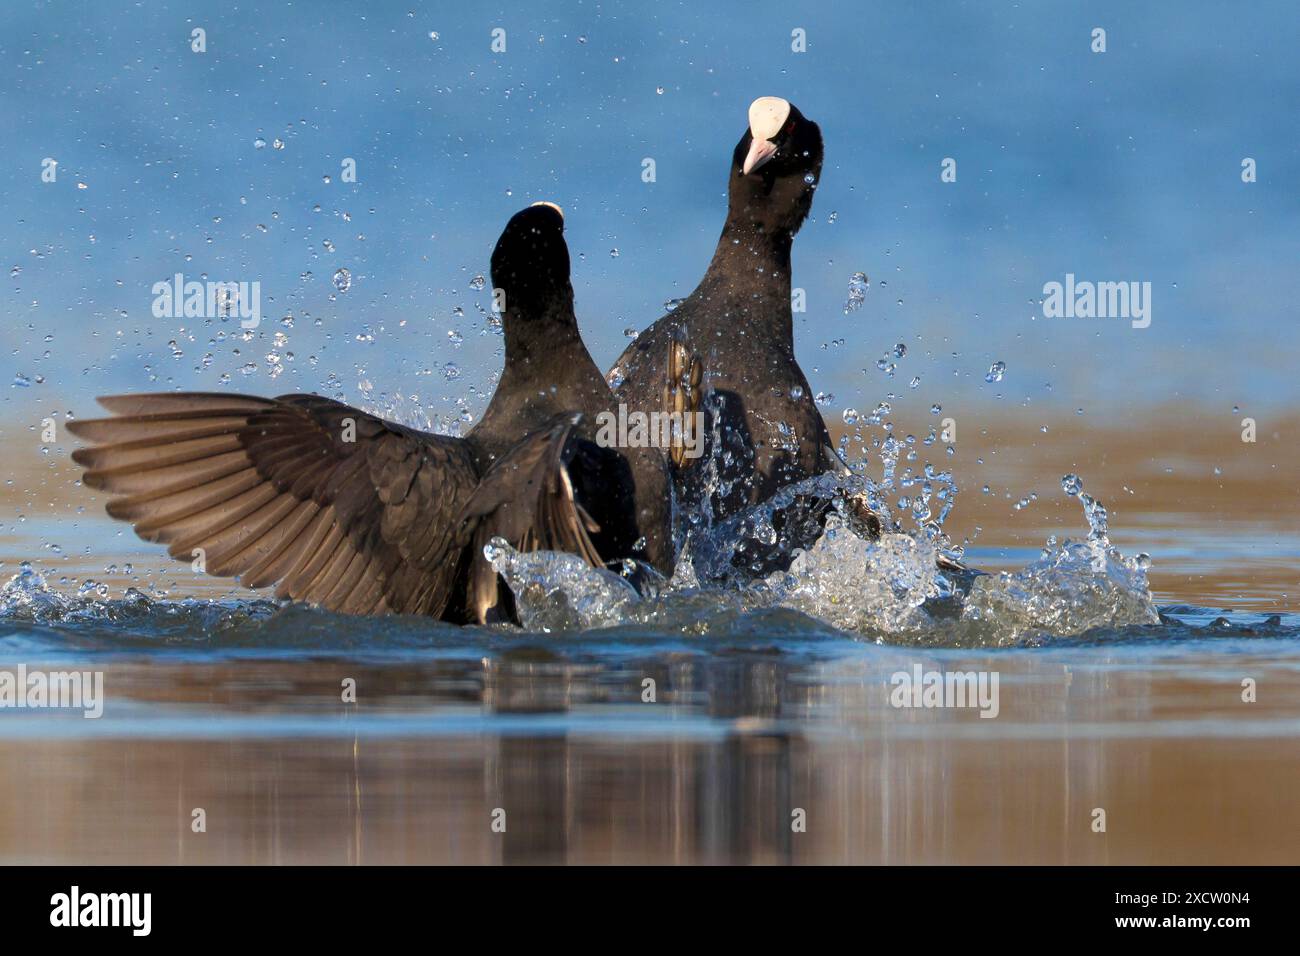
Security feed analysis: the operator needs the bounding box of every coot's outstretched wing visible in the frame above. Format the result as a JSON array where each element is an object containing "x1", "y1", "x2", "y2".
[
  {"x1": 456, "y1": 414, "x2": 603, "y2": 623},
  {"x1": 67, "y1": 392, "x2": 481, "y2": 617}
]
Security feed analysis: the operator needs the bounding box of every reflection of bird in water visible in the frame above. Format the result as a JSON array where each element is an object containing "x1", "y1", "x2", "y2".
[
  {"x1": 482, "y1": 648, "x2": 803, "y2": 864},
  {"x1": 483, "y1": 649, "x2": 576, "y2": 864}
]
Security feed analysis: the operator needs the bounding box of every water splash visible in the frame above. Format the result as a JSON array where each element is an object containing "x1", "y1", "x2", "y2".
[
  {"x1": 0, "y1": 563, "x2": 280, "y2": 636},
  {"x1": 758, "y1": 518, "x2": 942, "y2": 633},
  {"x1": 484, "y1": 468, "x2": 1159, "y2": 646},
  {"x1": 486, "y1": 539, "x2": 642, "y2": 631},
  {"x1": 0, "y1": 564, "x2": 77, "y2": 620}
]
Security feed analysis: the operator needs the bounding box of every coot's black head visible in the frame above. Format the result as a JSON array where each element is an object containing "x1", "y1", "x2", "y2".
[
  {"x1": 728, "y1": 97, "x2": 823, "y2": 236},
  {"x1": 490, "y1": 202, "x2": 573, "y2": 320}
]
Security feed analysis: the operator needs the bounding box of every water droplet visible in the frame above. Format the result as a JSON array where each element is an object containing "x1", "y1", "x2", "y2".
[
  {"x1": 1061, "y1": 474, "x2": 1083, "y2": 497},
  {"x1": 483, "y1": 536, "x2": 509, "y2": 565},
  {"x1": 985, "y1": 360, "x2": 1006, "y2": 383},
  {"x1": 843, "y1": 272, "x2": 869, "y2": 313},
  {"x1": 469, "y1": 274, "x2": 486, "y2": 291},
  {"x1": 332, "y1": 268, "x2": 352, "y2": 293},
  {"x1": 254, "y1": 137, "x2": 267, "y2": 149}
]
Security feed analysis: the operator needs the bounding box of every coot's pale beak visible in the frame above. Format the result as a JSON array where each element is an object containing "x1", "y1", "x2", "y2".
[{"x1": 742, "y1": 137, "x2": 778, "y2": 176}]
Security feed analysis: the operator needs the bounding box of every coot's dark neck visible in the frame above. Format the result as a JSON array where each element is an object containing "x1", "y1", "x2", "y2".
[
  {"x1": 699, "y1": 204, "x2": 798, "y2": 345},
  {"x1": 709, "y1": 218, "x2": 794, "y2": 270},
  {"x1": 500, "y1": 292, "x2": 586, "y2": 369},
  {"x1": 478, "y1": 295, "x2": 607, "y2": 451}
]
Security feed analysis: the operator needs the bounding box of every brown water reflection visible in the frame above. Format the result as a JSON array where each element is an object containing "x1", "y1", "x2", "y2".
[{"x1": 1, "y1": 647, "x2": 1296, "y2": 865}]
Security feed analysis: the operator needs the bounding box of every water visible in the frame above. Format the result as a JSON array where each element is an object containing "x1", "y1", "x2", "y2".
[
  {"x1": 1, "y1": 567, "x2": 1296, "y2": 864},
  {"x1": 2, "y1": 438, "x2": 1298, "y2": 863}
]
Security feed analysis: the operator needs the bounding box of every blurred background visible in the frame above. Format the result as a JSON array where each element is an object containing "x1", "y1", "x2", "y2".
[{"x1": 2, "y1": 0, "x2": 1298, "y2": 602}]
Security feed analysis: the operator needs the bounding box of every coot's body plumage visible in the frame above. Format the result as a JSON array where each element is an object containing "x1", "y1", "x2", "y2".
[{"x1": 68, "y1": 204, "x2": 673, "y2": 623}]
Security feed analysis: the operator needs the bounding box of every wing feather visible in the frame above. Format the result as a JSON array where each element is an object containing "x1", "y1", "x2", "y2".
[{"x1": 68, "y1": 392, "x2": 481, "y2": 618}]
